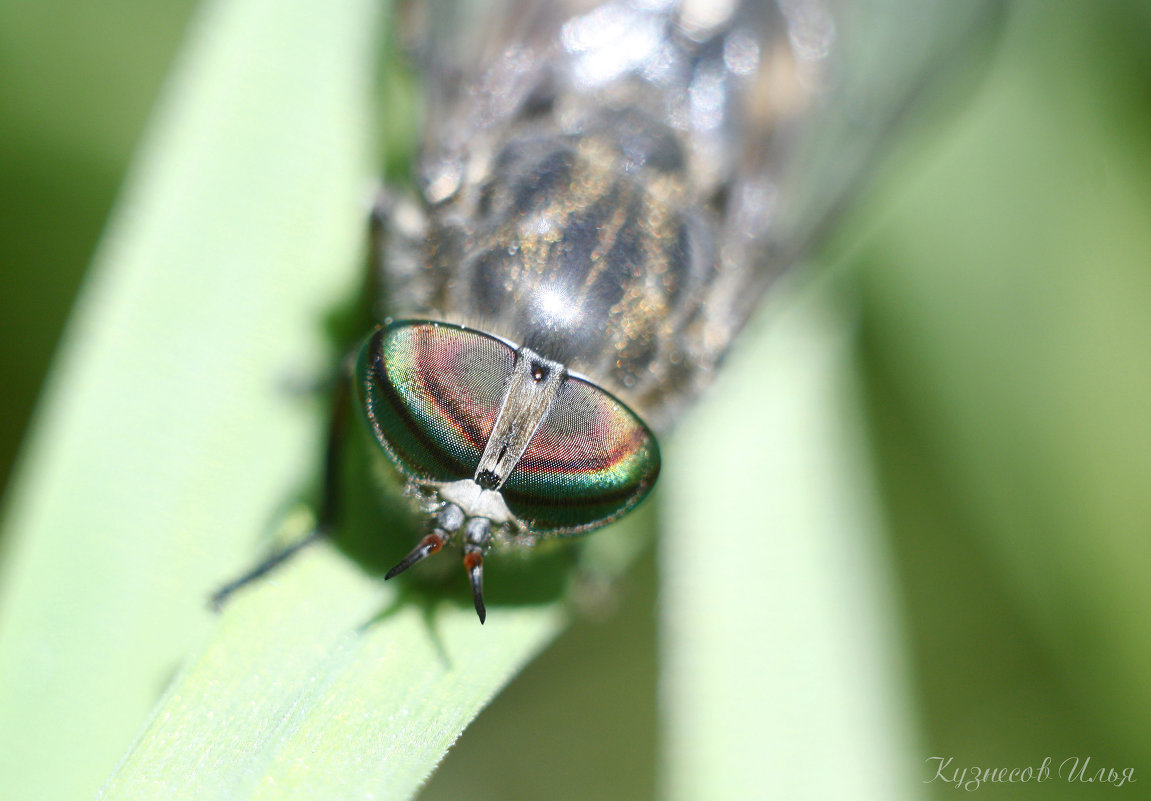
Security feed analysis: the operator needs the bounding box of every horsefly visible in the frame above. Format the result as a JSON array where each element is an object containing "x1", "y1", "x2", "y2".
[{"x1": 214, "y1": 0, "x2": 997, "y2": 622}]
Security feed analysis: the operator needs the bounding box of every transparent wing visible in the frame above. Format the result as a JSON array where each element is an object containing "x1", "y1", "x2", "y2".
[
  {"x1": 735, "y1": 0, "x2": 1004, "y2": 266},
  {"x1": 704, "y1": 0, "x2": 1004, "y2": 343}
]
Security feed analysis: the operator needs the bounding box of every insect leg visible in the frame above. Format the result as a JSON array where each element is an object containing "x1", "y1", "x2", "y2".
[
  {"x1": 209, "y1": 359, "x2": 352, "y2": 610},
  {"x1": 368, "y1": 185, "x2": 428, "y2": 323}
]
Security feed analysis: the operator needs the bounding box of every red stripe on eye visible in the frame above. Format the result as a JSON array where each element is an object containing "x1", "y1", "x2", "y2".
[
  {"x1": 505, "y1": 376, "x2": 659, "y2": 530},
  {"x1": 367, "y1": 322, "x2": 517, "y2": 483}
]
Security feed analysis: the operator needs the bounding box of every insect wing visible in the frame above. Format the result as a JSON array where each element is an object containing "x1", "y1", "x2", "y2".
[{"x1": 735, "y1": 0, "x2": 1004, "y2": 265}]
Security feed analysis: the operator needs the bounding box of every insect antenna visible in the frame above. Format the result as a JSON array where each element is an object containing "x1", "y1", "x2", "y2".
[
  {"x1": 463, "y1": 548, "x2": 486, "y2": 624},
  {"x1": 384, "y1": 531, "x2": 446, "y2": 579}
]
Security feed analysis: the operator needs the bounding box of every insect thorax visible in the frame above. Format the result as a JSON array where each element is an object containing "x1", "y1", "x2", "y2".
[
  {"x1": 388, "y1": 125, "x2": 714, "y2": 430},
  {"x1": 379, "y1": 2, "x2": 794, "y2": 430}
]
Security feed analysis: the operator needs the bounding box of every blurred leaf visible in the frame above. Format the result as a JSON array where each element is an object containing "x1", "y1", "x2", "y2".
[
  {"x1": 856, "y1": 0, "x2": 1151, "y2": 770},
  {"x1": 0, "y1": 0, "x2": 198, "y2": 491},
  {"x1": 660, "y1": 281, "x2": 924, "y2": 800},
  {"x1": 0, "y1": 0, "x2": 392, "y2": 796}
]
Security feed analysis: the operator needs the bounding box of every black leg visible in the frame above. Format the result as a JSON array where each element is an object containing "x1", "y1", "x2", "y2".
[
  {"x1": 209, "y1": 526, "x2": 328, "y2": 610},
  {"x1": 210, "y1": 362, "x2": 353, "y2": 610}
]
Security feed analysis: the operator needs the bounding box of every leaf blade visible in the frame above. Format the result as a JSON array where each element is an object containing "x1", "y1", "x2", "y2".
[
  {"x1": 660, "y1": 283, "x2": 924, "y2": 800},
  {"x1": 98, "y1": 546, "x2": 569, "y2": 801},
  {"x1": 0, "y1": 0, "x2": 383, "y2": 797}
]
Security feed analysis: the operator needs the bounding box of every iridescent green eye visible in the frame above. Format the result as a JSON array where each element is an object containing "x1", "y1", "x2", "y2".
[
  {"x1": 502, "y1": 376, "x2": 659, "y2": 533},
  {"x1": 356, "y1": 320, "x2": 660, "y2": 534},
  {"x1": 357, "y1": 321, "x2": 515, "y2": 483}
]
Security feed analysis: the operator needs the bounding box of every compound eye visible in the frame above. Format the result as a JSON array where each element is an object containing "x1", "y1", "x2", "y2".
[
  {"x1": 502, "y1": 376, "x2": 660, "y2": 534},
  {"x1": 356, "y1": 321, "x2": 515, "y2": 483}
]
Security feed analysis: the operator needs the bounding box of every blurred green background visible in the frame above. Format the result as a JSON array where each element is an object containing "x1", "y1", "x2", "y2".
[
  {"x1": 0, "y1": 0, "x2": 197, "y2": 491},
  {"x1": 1, "y1": 1, "x2": 1148, "y2": 799}
]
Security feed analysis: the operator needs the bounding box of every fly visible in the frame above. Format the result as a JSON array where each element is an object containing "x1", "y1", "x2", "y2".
[{"x1": 214, "y1": 0, "x2": 998, "y2": 622}]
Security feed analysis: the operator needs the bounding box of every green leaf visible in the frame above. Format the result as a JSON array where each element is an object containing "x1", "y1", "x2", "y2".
[
  {"x1": 97, "y1": 544, "x2": 568, "y2": 801},
  {"x1": 660, "y1": 282, "x2": 924, "y2": 800},
  {"x1": 855, "y1": 1, "x2": 1151, "y2": 764},
  {"x1": 0, "y1": 0, "x2": 377, "y2": 794}
]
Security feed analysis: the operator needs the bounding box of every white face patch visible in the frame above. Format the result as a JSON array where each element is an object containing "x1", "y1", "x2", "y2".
[{"x1": 438, "y1": 479, "x2": 514, "y2": 525}]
